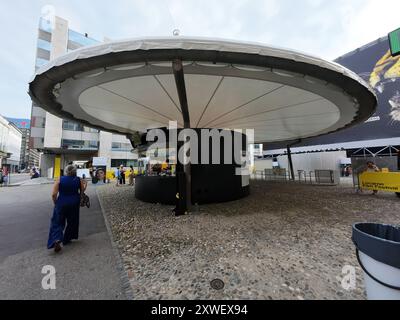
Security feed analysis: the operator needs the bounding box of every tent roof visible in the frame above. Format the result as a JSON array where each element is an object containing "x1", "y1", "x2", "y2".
[{"x1": 29, "y1": 37, "x2": 377, "y2": 143}]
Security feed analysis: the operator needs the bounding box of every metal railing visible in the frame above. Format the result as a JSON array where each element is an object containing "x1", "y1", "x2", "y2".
[{"x1": 252, "y1": 169, "x2": 339, "y2": 185}]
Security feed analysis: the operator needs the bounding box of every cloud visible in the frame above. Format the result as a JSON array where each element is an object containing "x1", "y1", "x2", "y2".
[{"x1": 339, "y1": 0, "x2": 400, "y2": 55}]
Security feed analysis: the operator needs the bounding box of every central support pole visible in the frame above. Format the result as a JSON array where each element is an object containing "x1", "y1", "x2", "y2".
[
  {"x1": 173, "y1": 59, "x2": 192, "y2": 214},
  {"x1": 287, "y1": 139, "x2": 302, "y2": 181},
  {"x1": 287, "y1": 145, "x2": 295, "y2": 181}
]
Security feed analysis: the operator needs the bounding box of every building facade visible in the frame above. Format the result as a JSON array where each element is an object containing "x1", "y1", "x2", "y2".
[
  {"x1": 5, "y1": 118, "x2": 40, "y2": 170},
  {"x1": 30, "y1": 16, "x2": 137, "y2": 178},
  {"x1": 0, "y1": 115, "x2": 23, "y2": 172}
]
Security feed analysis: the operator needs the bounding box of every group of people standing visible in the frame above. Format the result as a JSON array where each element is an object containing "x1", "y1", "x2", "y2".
[{"x1": 115, "y1": 165, "x2": 136, "y2": 186}]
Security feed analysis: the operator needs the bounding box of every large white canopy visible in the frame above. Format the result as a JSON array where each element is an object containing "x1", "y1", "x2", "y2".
[{"x1": 29, "y1": 37, "x2": 377, "y2": 143}]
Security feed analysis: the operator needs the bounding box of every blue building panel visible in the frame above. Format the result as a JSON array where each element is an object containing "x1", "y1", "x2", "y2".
[{"x1": 6, "y1": 118, "x2": 31, "y2": 129}]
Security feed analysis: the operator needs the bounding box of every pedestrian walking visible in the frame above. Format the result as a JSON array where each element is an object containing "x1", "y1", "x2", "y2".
[
  {"x1": 47, "y1": 165, "x2": 87, "y2": 253},
  {"x1": 119, "y1": 165, "x2": 126, "y2": 185}
]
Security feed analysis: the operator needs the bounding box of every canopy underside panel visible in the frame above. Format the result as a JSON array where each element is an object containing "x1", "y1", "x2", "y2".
[{"x1": 77, "y1": 74, "x2": 342, "y2": 142}]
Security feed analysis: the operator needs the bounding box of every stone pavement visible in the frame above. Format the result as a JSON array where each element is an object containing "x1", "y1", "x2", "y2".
[
  {"x1": 0, "y1": 183, "x2": 128, "y2": 300},
  {"x1": 97, "y1": 182, "x2": 400, "y2": 300}
]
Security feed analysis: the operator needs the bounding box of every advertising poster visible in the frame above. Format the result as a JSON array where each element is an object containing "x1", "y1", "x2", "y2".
[
  {"x1": 92, "y1": 157, "x2": 107, "y2": 184},
  {"x1": 266, "y1": 37, "x2": 400, "y2": 149}
]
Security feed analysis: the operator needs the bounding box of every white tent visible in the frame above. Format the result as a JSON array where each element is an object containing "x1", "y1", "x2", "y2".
[{"x1": 29, "y1": 37, "x2": 377, "y2": 143}]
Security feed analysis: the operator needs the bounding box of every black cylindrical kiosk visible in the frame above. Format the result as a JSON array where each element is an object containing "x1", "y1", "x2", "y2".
[{"x1": 135, "y1": 129, "x2": 250, "y2": 205}]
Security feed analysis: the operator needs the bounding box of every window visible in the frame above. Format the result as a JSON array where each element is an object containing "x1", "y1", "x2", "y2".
[
  {"x1": 37, "y1": 38, "x2": 51, "y2": 51},
  {"x1": 32, "y1": 116, "x2": 46, "y2": 128},
  {"x1": 88, "y1": 140, "x2": 98, "y2": 149},
  {"x1": 111, "y1": 159, "x2": 127, "y2": 167},
  {"x1": 39, "y1": 18, "x2": 53, "y2": 33},
  {"x1": 62, "y1": 139, "x2": 84, "y2": 147},
  {"x1": 63, "y1": 121, "x2": 99, "y2": 133},
  {"x1": 61, "y1": 139, "x2": 98, "y2": 150},
  {"x1": 84, "y1": 127, "x2": 99, "y2": 133},
  {"x1": 128, "y1": 160, "x2": 139, "y2": 167},
  {"x1": 38, "y1": 29, "x2": 52, "y2": 42},
  {"x1": 37, "y1": 48, "x2": 51, "y2": 61},
  {"x1": 111, "y1": 142, "x2": 132, "y2": 151},
  {"x1": 112, "y1": 142, "x2": 121, "y2": 149},
  {"x1": 63, "y1": 121, "x2": 84, "y2": 131},
  {"x1": 111, "y1": 159, "x2": 138, "y2": 167},
  {"x1": 36, "y1": 57, "x2": 49, "y2": 68}
]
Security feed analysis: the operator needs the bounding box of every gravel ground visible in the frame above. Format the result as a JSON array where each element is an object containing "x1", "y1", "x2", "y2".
[{"x1": 97, "y1": 181, "x2": 400, "y2": 300}]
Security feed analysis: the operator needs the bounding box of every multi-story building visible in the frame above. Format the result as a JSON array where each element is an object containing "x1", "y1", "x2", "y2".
[
  {"x1": 5, "y1": 118, "x2": 40, "y2": 170},
  {"x1": 0, "y1": 115, "x2": 23, "y2": 172},
  {"x1": 30, "y1": 16, "x2": 137, "y2": 178}
]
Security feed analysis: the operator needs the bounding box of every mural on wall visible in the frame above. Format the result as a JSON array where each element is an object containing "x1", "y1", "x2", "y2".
[
  {"x1": 369, "y1": 50, "x2": 400, "y2": 122},
  {"x1": 327, "y1": 37, "x2": 400, "y2": 141}
]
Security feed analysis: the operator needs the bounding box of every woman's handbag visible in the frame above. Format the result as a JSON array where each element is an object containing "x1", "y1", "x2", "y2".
[{"x1": 80, "y1": 193, "x2": 91, "y2": 208}]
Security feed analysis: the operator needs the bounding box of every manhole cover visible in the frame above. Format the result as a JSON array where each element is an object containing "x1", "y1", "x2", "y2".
[{"x1": 210, "y1": 279, "x2": 225, "y2": 291}]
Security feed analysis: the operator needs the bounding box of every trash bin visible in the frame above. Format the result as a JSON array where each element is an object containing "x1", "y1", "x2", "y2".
[{"x1": 352, "y1": 223, "x2": 400, "y2": 300}]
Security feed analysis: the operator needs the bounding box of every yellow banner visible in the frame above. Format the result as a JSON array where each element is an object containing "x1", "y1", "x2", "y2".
[
  {"x1": 54, "y1": 155, "x2": 61, "y2": 179},
  {"x1": 359, "y1": 172, "x2": 400, "y2": 192}
]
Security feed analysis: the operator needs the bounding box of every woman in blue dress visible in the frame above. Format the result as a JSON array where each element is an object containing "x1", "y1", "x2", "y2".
[{"x1": 47, "y1": 165, "x2": 87, "y2": 253}]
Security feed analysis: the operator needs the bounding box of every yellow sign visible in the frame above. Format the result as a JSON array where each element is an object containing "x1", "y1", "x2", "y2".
[
  {"x1": 359, "y1": 172, "x2": 400, "y2": 193},
  {"x1": 54, "y1": 155, "x2": 61, "y2": 179},
  {"x1": 106, "y1": 169, "x2": 141, "y2": 181}
]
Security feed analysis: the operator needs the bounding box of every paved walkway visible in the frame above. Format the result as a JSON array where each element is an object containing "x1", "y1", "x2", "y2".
[
  {"x1": 6, "y1": 173, "x2": 32, "y2": 185},
  {"x1": 0, "y1": 183, "x2": 127, "y2": 300}
]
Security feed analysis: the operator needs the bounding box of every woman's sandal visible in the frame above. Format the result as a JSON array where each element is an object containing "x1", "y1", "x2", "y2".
[{"x1": 54, "y1": 241, "x2": 62, "y2": 253}]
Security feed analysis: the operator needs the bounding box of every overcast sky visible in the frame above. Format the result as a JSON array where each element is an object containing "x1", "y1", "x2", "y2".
[{"x1": 1, "y1": 0, "x2": 400, "y2": 119}]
